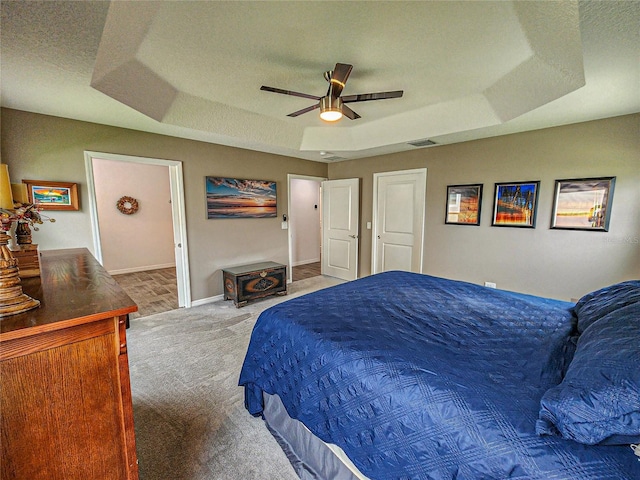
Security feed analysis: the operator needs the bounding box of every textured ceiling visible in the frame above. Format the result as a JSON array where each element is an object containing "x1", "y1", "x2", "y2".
[{"x1": 1, "y1": 1, "x2": 639, "y2": 163}]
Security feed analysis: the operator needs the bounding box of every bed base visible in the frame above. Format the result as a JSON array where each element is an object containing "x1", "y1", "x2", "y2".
[{"x1": 263, "y1": 392, "x2": 369, "y2": 480}]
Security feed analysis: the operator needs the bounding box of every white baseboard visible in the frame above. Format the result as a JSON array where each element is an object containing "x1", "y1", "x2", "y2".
[
  {"x1": 191, "y1": 294, "x2": 224, "y2": 307},
  {"x1": 292, "y1": 258, "x2": 321, "y2": 267},
  {"x1": 108, "y1": 263, "x2": 176, "y2": 275}
]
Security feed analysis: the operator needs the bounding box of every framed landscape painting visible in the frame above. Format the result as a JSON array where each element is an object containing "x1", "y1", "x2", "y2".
[
  {"x1": 492, "y1": 181, "x2": 539, "y2": 228},
  {"x1": 445, "y1": 184, "x2": 483, "y2": 225},
  {"x1": 206, "y1": 177, "x2": 277, "y2": 219},
  {"x1": 22, "y1": 180, "x2": 79, "y2": 211},
  {"x1": 551, "y1": 177, "x2": 615, "y2": 231}
]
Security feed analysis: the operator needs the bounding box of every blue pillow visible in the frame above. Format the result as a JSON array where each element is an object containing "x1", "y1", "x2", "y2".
[
  {"x1": 537, "y1": 295, "x2": 640, "y2": 445},
  {"x1": 573, "y1": 280, "x2": 640, "y2": 333}
]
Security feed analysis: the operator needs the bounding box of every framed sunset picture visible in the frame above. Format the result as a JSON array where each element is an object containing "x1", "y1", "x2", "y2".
[
  {"x1": 205, "y1": 177, "x2": 277, "y2": 219},
  {"x1": 551, "y1": 177, "x2": 615, "y2": 231},
  {"x1": 22, "y1": 180, "x2": 79, "y2": 211}
]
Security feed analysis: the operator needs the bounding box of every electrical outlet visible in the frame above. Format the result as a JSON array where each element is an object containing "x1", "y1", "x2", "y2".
[{"x1": 484, "y1": 282, "x2": 497, "y2": 289}]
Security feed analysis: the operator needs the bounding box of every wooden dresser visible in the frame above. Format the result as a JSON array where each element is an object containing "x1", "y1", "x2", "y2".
[{"x1": 0, "y1": 248, "x2": 139, "y2": 480}]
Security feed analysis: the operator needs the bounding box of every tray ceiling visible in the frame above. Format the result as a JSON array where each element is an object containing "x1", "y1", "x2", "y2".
[{"x1": 2, "y1": 1, "x2": 638, "y2": 162}]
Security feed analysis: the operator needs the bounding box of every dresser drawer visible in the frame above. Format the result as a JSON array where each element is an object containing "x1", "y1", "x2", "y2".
[{"x1": 223, "y1": 262, "x2": 287, "y2": 307}]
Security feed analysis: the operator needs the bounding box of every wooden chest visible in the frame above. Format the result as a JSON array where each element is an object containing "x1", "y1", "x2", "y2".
[{"x1": 223, "y1": 261, "x2": 287, "y2": 307}]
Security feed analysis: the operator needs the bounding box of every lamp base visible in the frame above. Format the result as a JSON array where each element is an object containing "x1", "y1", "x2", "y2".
[{"x1": 0, "y1": 231, "x2": 40, "y2": 318}]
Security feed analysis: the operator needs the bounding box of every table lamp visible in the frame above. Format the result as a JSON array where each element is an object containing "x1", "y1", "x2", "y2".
[{"x1": 0, "y1": 163, "x2": 40, "y2": 317}]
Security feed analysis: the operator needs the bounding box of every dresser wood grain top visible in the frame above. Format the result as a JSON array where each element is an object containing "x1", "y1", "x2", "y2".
[{"x1": 0, "y1": 248, "x2": 137, "y2": 340}]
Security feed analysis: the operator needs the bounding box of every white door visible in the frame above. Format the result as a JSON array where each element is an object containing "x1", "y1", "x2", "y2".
[
  {"x1": 322, "y1": 178, "x2": 359, "y2": 281},
  {"x1": 372, "y1": 168, "x2": 426, "y2": 274}
]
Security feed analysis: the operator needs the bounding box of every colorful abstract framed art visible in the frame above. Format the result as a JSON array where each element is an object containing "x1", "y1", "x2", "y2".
[
  {"x1": 445, "y1": 184, "x2": 483, "y2": 226},
  {"x1": 491, "y1": 181, "x2": 539, "y2": 228}
]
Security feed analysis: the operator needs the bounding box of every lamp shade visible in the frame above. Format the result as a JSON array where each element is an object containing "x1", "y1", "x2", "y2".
[
  {"x1": 0, "y1": 164, "x2": 14, "y2": 209},
  {"x1": 11, "y1": 183, "x2": 28, "y2": 204}
]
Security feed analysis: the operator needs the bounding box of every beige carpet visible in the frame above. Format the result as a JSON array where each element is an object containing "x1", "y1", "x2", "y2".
[{"x1": 127, "y1": 275, "x2": 343, "y2": 480}]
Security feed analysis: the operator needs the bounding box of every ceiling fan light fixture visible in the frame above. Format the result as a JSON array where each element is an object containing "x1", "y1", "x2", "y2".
[{"x1": 319, "y1": 96, "x2": 343, "y2": 122}]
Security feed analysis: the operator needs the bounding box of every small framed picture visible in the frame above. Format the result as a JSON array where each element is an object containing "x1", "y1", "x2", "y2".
[
  {"x1": 551, "y1": 177, "x2": 615, "y2": 231},
  {"x1": 445, "y1": 184, "x2": 483, "y2": 225},
  {"x1": 492, "y1": 181, "x2": 539, "y2": 228},
  {"x1": 22, "y1": 180, "x2": 79, "y2": 211}
]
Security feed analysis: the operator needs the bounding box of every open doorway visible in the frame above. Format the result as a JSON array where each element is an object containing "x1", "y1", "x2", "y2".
[
  {"x1": 287, "y1": 174, "x2": 325, "y2": 283},
  {"x1": 84, "y1": 151, "x2": 191, "y2": 316}
]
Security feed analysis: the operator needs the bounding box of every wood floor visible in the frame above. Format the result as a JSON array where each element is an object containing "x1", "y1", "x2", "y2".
[
  {"x1": 114, "y1": 261, "x2": 322, "y2": 319},
  {"x1": 292, "y1": 261, "x2": 321, "y2": 281},
  {"x1": 112, "y1": 267, "x2": 179, "y2": 319}
]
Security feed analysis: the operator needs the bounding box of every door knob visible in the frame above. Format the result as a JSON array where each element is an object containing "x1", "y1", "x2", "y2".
[{"x1": 349, "y1": 234, "x2": 358, "y2": 239}]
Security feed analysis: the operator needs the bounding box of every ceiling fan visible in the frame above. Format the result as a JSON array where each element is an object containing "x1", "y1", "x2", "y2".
[{"x1": 260, "y1": 63, "x2": 403, "y2": 122}]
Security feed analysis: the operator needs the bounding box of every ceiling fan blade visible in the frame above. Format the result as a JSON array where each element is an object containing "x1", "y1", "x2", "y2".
[
  {"x1": 261, "y1": 85, "x2": 321, "y2": 101},
  {"x1": 287, "y1": 103, "x2": 320, "y2": 117},
  {"x1": 342, "y1": 90, "x2": 404, "y2": 103},
  {"x1": 327, "y1": 63, "x2": 353, "y2": 98},
  {"x1": 342, "y1": 104, "x2": 361, "y2": 120}
]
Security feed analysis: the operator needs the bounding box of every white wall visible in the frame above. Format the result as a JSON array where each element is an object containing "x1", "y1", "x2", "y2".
[
  {"x1": 92, "y1": 158, "x2": 175, "y2": 273},
  {"x1": 290, "y1": 178, "x2": 321, "y2": 266}
]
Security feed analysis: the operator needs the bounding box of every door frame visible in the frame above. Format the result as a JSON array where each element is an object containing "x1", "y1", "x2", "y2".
[
  {"x1": 371, "y1": 168, "x2": 427, "y2": 275},
  {"x1": 287, "y1": 173, "x2": 327, "y2": 284},
  {"x1": 84, "y1": 151, "x2": 191, "y2": 308}
]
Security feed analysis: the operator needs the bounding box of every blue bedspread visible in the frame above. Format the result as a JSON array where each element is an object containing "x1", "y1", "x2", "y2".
[{"x1": 239, "y1": 272, "x2": 640, "y2": 479}]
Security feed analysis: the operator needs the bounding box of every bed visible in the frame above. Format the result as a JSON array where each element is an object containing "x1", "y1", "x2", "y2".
[{"x1": 239, "y1": 271, "x2": 640, "y2": 479}]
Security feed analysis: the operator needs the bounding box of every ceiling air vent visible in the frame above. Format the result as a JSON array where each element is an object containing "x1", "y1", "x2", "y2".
[
  {"x1": 407, "y1": 139, "x2": 437, "y2": 148},
  {"x1": 319, "y1": 151, "x2": 345, "y2": 162}
]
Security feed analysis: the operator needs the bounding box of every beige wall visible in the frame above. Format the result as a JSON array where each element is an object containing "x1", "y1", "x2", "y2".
[
  {"x1": 2, "y1": 108, "x2": 638, "y2": 302},
  {"x1": 1, "y1": 108, "x2": 327, "y2": 301},
  {"x1": 329, "y1": 114, "x2": 640, "y2": 301}
]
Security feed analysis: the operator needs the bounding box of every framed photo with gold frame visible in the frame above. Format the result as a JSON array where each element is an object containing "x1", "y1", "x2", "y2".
[{"x1": 22, "y1": 180, "x2": 79, "y2": 211}]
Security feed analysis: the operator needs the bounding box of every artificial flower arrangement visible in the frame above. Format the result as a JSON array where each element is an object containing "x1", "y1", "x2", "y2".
[{"x1": 0, "y1": 202, "x2": 55, "y2": 233}]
